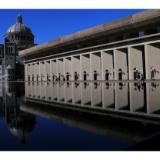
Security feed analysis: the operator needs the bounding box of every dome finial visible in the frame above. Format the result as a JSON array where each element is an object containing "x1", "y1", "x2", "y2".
[{"x1": 17, "y1": 15, "x2": 23, "y2": 24}]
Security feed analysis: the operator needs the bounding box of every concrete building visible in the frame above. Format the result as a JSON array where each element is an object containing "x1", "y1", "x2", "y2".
[
  {"x1": 20, "y1": 10, "x2": 160, "y2": 81},
  {"x1": 0, "y1": 15, "x2": 35, "y2": 81}
]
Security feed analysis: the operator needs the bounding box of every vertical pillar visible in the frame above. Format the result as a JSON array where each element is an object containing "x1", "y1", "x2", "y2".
[
  {"x1": 114, "y1": 48, "x2": 128, "y2": 80},
  {"x1": 64, "y1": 57, "x2": 72, "y2": 81},
  {"x1": 101, "y1": 50, "x2": 114, "y2": 80},
  {"x1": 102, "y1": 83, "x2": 115, "y2": 108},
  {"x1": 90, "y1": 52, "x2": 101, "y2": 80},
  {"x1": 81, "y1": 54, "x2": 90, "y2": 81},
  {"x1": 72, "y1": 55, "x2": 81, "y2": 81},
  {"x1": 128, "y1": 46, "x2": 144, "y2": 80},
  {"x1": 145, "y1": 43, "x2": 160, "y2": 80}
]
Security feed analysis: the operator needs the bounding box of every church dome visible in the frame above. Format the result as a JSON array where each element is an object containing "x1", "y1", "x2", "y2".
[
  {"x1": 6, "y1": 15, "x2": 33, "y2": 36},
  {"x1": 5, "y1": 15, "x2": 34, "y2": 50},
  {"x1": 7, "y1": 16, "x2": 32, "y2": 35}
]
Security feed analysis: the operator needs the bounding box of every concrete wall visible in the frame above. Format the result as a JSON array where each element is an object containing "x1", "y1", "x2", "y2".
[
  {"x1": 114, "y1": 48, "x2": 128, "y2": 80},
  {"x1": 128, "y1": 46, "x2": 144, "y2": 80},
  {"x1": 101, "y1": 50, "x2": 114, "y2": 80}
]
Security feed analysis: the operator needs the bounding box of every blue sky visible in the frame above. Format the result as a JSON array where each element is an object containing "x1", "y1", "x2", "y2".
[{"x1": 0, "y1": 9, "x2": 145, "y2": 44}]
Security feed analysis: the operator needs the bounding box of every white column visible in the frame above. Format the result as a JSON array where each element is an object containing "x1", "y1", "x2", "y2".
[
  {"x1": 115, "y1": 83, "x2": 129, "y2": 110},
  {"x1": 72, "y1": 55, "x2": 81, "y2": 81},
  {"x1": 101, "y1": 50, "x2": 114, "y2": 80},
  {"x1": 129, "y1": 83, "x2": 144, "y2": 112},
  {"x1": 146, "y1": 82, "x2": 160, "y2": 114},
  {"x1": 114, "y1": 48, "x2": 128, "y2": 80},
  {"x1": 90, "y1": 52, "x2": 101, "y2": 80},
  {"x1": 128, "y1": 46, "x2": 144, "y2": 80},
  {"x1": 64, "y1": 57, "x2": 72, "y2": 81},
  {"x1": 102, "y1": 83, "x2": 115, "y2": 108},
  {"x1": 81, "y1": 54, "x2": 90, "y2": 80},
  {"x1": 145, "y1": 43, "x2": 160, "y2": 80}
]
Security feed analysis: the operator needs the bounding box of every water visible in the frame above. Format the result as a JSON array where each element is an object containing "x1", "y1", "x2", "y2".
[{"x1": 1, "y1": 81, "x2": 160, "y2": 150}]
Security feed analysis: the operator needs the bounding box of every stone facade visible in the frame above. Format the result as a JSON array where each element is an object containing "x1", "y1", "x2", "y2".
[{"x1": 0, "y1": 15, "x2": 35, "y2": 81}]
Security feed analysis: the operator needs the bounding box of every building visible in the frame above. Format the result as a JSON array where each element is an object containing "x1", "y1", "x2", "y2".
[
  {"x1": 20, "y1": 10, "x2": 160, "y2": 81},
  {"x1": 0, "y1": 15, "x2": 35, "y2": 81}
]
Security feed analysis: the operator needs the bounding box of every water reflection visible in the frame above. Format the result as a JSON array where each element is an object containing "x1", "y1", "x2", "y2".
[
  {"x1": 0, "y1": 82, "x2": 36, "y2": 144},
  {"x1": 0, "y1": 81, "x2": 160, "y2": 150},
  {"x1": 25, "y1": 81, "x2": 160, "y2": 118}
]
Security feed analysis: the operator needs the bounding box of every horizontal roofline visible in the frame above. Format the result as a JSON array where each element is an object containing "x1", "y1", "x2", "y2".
[{"x1": 19, "y1": 9, "x2": 160, "y2": 57}]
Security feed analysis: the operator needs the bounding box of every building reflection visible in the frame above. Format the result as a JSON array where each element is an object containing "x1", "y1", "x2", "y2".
[
  {"x1": 0, "y1": 82, "x2": 36, "y2": 144},
  {"x1": 25, "y1": 81, "x2": 160, "y2": 118}
]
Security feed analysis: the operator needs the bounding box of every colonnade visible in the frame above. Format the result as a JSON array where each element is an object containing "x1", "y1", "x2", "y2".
[
  {"x1": 25, "y1": 81, "x2": 160, "y2": 116},
  {"x1": 25, "y1": 41, "x2": 160, "y2": 82}
]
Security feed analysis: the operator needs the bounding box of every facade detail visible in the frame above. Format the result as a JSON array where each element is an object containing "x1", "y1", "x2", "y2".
[
  {"x1": 0, "y1": 15, "x2": 35, "y2": 80},
  {"x1": 20, "y1": 10, "x2": 160, "y2": 81}
]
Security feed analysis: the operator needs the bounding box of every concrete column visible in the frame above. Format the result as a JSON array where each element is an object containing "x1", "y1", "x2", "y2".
[
  {"x1": 102, "y1": 83, "x2": 115, "y2": 108},
  {"x1": 25, "y1": 82, "x2": 30, "y2": 97},
  {"x1": 40, "y1": 61, "x2": 45, "y2": 81},
  {"x1": 52, "y1": 82, "x2": 58, "y2": 101},
  {"x1": 115, "y1": 82, "x2": 129, "y2": 110},
  {"x1": 34, "y1": 62, "x2": 38, "y2": 81},
  {"x1": 128, "y1": 46, "x2": 144, "y2": 80},
  {"x1": 72, "y1": 55, "x2": 81, "y2": 81},
  {"x1": 31, "y1": 63, "x2": 34, "y2": 81},
  {"x1": 81, "y1": 54, "x2": 90, "y2": 81},
  {"x1": 146, "y1": 82, "x2": 160, "y2": 114},
  {"x1": 46, "y1": 60, "x2": 51, "y2": 81},
  {"x1": 57, "y1": 58, "x2": 64, "y2": 81},
  {"x1": 81, "y1": 82, "x2": 91, "y2": 105},
  {"x1": 58, "y1": 82, "x2": 65, "y2": 102},
  {"x1": 101, "y1": 50, "x2": 114, "y2": 80},
  {"x1": 36, "y1": 62, "x2": 40, "y2": 81},
  {"x1": 145, "y1": 43, "x2": 160, "y2": 80},
  {"x1": 90, "y1": 52, "x2": 101, "y2": 80},
  {"x1": 129, "y1": 83, "x2": 145, "y2": 112},
  {"x1": 91, "y1": 83, "x2": 102, "y2": 107},
  {"x1": 72, "y1": 82, "x2": 81, "y2": 104},
  {"x1": 46, "y1": 82, "x2": 52, "y2": 101},
  {"x1": 64, "y1": 57, "x2": 72, "y2": 81},
  {"x1": 40, "y1": 82, "x2": 47, "y2": 99},
  {"x1": 51, "y1": 59, "x2": 58, "y2": 81},
  {"x1": 25, "y1": 63, "x2": 30, "y2": 81},
  {"x1": 65, "y1": 82, "x2": 72, "y2": 103},
  {"x1": 114, "y1": 48, "x2": 128, "y2": 80}
]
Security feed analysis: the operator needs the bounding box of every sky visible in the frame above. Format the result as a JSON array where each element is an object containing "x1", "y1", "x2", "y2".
[{"x1": 0, "y1": 9, "x2": 145, "y2": 45}]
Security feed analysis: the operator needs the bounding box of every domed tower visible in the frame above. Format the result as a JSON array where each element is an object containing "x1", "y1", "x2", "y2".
[
  {"x1": 4, "y1": 15, "x2": 34, "y2": 50},
  {"x1": 3, "y1": 15, "x2": 35, "y2": 81}
]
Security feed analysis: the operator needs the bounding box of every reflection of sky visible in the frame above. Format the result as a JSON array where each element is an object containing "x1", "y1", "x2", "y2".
[
  {"x1": 0, "y1": 116, "x2": 130, "y2": 150},
  {"x1": 0, "y1": 9, "x2": 145, "y2": 44}
]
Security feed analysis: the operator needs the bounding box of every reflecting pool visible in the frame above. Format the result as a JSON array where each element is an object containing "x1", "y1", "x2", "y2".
[{"x1": 1, "y1": 81, "x2": 160, "y2": 150}]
